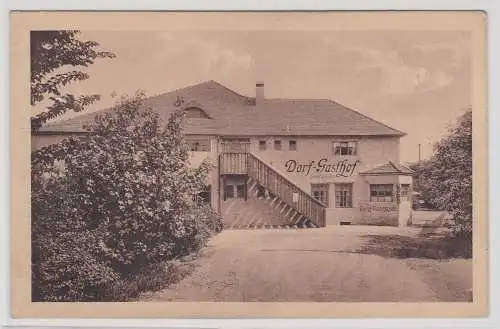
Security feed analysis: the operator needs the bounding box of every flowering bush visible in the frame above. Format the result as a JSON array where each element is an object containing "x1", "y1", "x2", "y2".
[{"x1": 31, "y1": 92, "x2": 219, "y2": 301}]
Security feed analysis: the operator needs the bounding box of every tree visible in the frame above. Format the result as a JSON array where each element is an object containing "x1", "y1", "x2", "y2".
[
  {"x1": 406, "y1": 161, "x2": 435, "y2": 209},
  {"x1": 417, "y1": 109, "x2": 472, "y2": 236},
  {"x1": 31, "y1": 93, "x2": 222, "y2": 300},
  {"x1": 30, "y1": 30, "x2": 115, "y2": 130}
]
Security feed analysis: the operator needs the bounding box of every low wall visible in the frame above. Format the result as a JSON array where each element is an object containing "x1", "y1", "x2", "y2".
[{"x1": 355, "y1": 201, "x2": 399, "y2": 226}]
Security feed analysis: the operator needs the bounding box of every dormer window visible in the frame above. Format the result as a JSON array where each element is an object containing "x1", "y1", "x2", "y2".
[
  {"x1": 333, "y1": 141, "x2": 357, "y2": 156},
  {"x1": 184, "y1": 107, "x2": 211, "y2": 119}
]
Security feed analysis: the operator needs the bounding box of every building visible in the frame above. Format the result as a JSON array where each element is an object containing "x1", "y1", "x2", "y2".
[{"x1": 32, "y1": 80, "x2": 414, "y2": 228}]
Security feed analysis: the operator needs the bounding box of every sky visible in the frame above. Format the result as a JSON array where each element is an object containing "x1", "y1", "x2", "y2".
[{"x1": 35, "y1": 30, "x2": 472, "y2": 162}]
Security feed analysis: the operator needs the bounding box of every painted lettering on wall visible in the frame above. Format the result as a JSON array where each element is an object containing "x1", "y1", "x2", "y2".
[
  {"x1": 359, "y1": 201, "x2": 399, "y2": 224},
  {"x1": 284, "y1": 159, "x2": 360, "y2": 177},
  {"x1": 359, "y1": 203, "x2": 398, "y2": 213}
]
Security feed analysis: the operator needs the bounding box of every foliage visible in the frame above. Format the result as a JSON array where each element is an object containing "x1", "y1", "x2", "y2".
[
  {"x1": 177, "y1": 204, "x2": 224, "y2": 256},
  {"x1": 31, "y1": 92, "x2": 220, "y2": 301},
  {"x1": 105, "y1": 261, "x2": 183, "y2": 302},
  {"x1": 412, "y1": 109, "x2": 472, "y2": 236},
  {"x1": 406, "y1": 162, "x2": 436, "y2": 210},
  {"x1": 31, "y1": 150, "x2": 120, "y2": 301},
  {"x1": 32, "y1": 230, "x2": 119, "y2": 301},
  {"x1": 31, "y1": 30, "x2": 115, "y2": 130},
  {"x1": 105, "y1": 205, "x2": 222, "y2": 302}
]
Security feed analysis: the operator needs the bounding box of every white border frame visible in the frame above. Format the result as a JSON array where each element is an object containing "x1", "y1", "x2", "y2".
[{"x1": 2, "y1": 1, "x2": 498, "y2": 328}]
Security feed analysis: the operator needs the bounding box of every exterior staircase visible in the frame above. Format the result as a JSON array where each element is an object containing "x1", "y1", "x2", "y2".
[
  {"x1": 219, "y1": 146, "x2": 326, "y2": 229},
  {"x1": 222, "y1": 177, "x2": 320, "y2": 229}
]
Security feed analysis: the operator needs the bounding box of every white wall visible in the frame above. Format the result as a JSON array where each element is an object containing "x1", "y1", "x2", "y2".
[
  {"x1": 33, "y1": 132, "x2": 410, "y2": 226},
  {"x1": 245, "y1": 135, "x2": 402, "y2": 225}
]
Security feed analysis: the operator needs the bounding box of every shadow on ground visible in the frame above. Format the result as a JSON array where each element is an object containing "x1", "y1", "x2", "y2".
[{"x1": 356, "y1": 231, "x2": 472, "y2": 259}]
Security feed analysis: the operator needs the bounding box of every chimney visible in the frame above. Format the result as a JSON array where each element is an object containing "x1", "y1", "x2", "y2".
[{"x1": 256, "y1": 81, "x2": 264, "y2": 105}]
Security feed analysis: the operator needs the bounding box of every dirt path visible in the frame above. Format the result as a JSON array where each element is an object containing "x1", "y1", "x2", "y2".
[{"x1": 142, "y1": 225, "x2": 472, "y2": 302}]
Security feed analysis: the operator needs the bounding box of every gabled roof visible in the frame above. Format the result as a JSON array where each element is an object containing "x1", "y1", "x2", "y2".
[
  {"x1": 36, "y1": 80, "x2": 406, "y2": 137},
  {"x1": 360, "y1": 161, "x2": 414, "y2": 176}
]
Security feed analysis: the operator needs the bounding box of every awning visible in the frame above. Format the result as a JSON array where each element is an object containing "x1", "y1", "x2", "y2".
[{"x1": 360, "y1": 161, "x2": 414, "y2": 176}]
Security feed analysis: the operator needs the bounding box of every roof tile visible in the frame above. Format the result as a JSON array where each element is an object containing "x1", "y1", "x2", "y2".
[
  {"x1": 360, "y1": 161, "x2": 414, "y2": 175},
  {"x1": 37, "y1": 80, "x2": 406, "y2": 137}
]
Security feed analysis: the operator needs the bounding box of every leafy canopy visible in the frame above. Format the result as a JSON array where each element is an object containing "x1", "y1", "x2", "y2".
[
  {"x1": 31, "y1": 93, "x2": 221, "y2": 301},
  {"x1": 413, "y1": 109, "x2": 472, "y2": 235},
  {"x1": 30, "y1": 30, "x2": 115, "y2": 130}
]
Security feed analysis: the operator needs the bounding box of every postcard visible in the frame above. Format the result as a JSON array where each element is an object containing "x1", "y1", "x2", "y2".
[{"x1": 10, "y1": 10, "x2": 488, "y2": 318}]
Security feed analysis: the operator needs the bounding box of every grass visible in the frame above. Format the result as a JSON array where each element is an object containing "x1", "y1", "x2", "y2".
[
  {"x1": 356, "y1": 231, "x2": 472, "y2": 259},
  {"x1": 105, "y1": 256, "x2": 198, "y2": 302},
  {"x1": 356, "y1": 212, "x2": 472, "y2": 260}
]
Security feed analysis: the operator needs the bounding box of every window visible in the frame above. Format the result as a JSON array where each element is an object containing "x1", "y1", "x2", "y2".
[
  {"x1": 335, "y1": 184, "x2": 353, "y2": 208},
  {"x1": 259, "y1": 140, "x2": 267, "y2": 151},
  {"x1": 400, "y1": 184, "x2": 410, "y2": 201},
  {"x1": 274, "y1": 140, "x2": 282, "y2": 150},
  {"x1": 370, "y1": 184, "x2": 394, "y2": 202},
  {"x1": 186, "y1": 137, "x2": 210, "y2": 151},
  {"x1": 236, "y1": 184, "x2": 246, "y2": 199},
  {"x1": 311, "y1": 184, "x2": 329, "y2": 206},
  {"x1": 223, "y1": 185, "x2": 234, "y2": 200},
  {"x1": 191, "y1": 142, "x2": 200, "y2": 151},
  {"x1": 184, "y1": 107, "x2": 210, "y2": 119},
  {"x1": 333, "y1": 141, "x2": 357, "y2": 156},
  {"x1": 289, "y1": 140, "x2": 297, "y2": 151}
]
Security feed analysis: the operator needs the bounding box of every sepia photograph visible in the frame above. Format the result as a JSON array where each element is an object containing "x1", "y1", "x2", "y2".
[{"x1": 10, "y1": 11, "x2": 488, "y2": 318}]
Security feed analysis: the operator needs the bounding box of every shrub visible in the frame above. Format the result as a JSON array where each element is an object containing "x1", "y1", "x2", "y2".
[
  {"x1": 32, "y1": 231, "x2": 119, "y2": 302},
  {"x1": 31, "y1": 147, "x2": 120, "y2": 301},
  {"x1": 105, "y1": 260, "x2": 194, "y2": 302},
  {"x1": 31, "y1": 92, "x2": 219, "y2": 301},
  {"x1": 177, "y1": 204, "x2": 224, "y2": 256}
]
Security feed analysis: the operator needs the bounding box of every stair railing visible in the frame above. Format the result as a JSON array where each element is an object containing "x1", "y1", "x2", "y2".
[{"x1": 246, "y1": 153, "x2": 326, "y2": 227}]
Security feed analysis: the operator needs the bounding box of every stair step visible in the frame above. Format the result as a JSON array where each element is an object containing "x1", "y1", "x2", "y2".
[
  {"x1": 223, "y1": 177, "x2": 320, "y2": 230},
  {"x1": 226, "y1": 221, "x2": 319, "y2": 230}
]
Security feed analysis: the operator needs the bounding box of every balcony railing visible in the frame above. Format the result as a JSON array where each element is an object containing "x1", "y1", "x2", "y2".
[
  {"x1": 220, "y1": 142, "x2": 251, "y2": 154},
  {"x1": 220, "y1": 142, "x2": 251, "y2": 174}
]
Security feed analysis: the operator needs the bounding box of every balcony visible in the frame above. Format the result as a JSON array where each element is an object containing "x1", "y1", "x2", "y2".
[{"x1": 220, "y1": 142, "x2": 251, "y2": 174}]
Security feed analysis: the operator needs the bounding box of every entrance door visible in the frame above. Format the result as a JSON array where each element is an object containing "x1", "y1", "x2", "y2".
[
  {"x1": 221, "y1": 177, "x2": 248, "y2": 228},
  {"x1": 223, "y1": 183, "x2": 247, "y2": 201}
]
